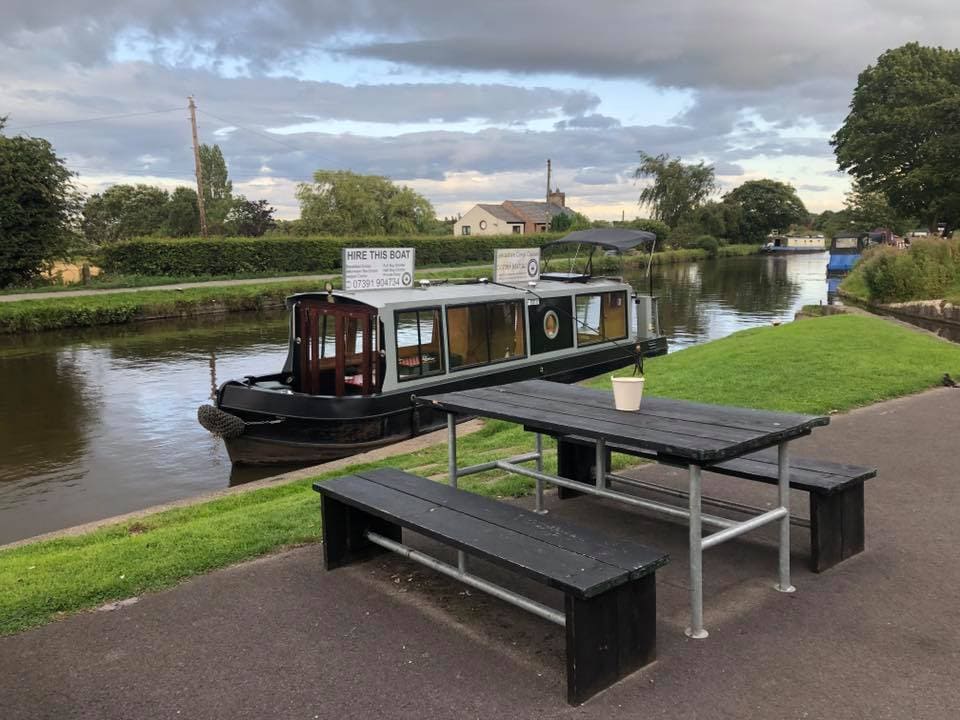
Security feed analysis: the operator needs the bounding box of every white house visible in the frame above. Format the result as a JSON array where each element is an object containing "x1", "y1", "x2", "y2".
[{"x1": 453, "y1": 204, "x2": 525, "y2": 237}]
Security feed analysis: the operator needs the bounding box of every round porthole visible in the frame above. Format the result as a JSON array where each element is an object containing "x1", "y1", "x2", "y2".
[
  {"x1": 479, "y1": 220, "x2": 487, "y2": 230},
  {"x1": 543, "y1": 309, "x2": 560, "y2": 340}
]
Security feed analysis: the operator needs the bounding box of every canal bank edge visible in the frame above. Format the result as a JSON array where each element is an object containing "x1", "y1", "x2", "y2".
[
  {"x1": 0, "y1": 245, "x2": 761, "y2": 334},
  {"x1": 0, "y1": 420, "x2": 485, "y2": 552}
]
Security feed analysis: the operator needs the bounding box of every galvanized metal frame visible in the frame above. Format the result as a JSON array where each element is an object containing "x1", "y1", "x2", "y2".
[
  {"x1": 365, "y1": 530, "x2": 565, "y2": 626},
  {"x1": 446, "y1": 412, "x2": 795, "y2": 640}
]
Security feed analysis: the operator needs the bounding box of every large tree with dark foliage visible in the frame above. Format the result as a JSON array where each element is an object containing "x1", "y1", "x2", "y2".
[
  {"x1": 723, "y1": 179, "x2": 808, "y2": 242},
  {"x1": 82, "y1": 184, "x2": 170, "y2": 244},
  {"x1": 226, "y1": 197, "x2": 276, "y2": 237},
  {"x1": 832, "y1": 43, "x2": 960, "y2": 233},
  {"x1": 0, "y1": 118, "x2": 81, "y2": 287}
]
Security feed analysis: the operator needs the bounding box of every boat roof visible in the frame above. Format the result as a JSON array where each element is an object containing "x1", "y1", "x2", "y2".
[
  {"x1": 286, "y1": 276, "x2": 630, "y2": 310},
  {"x1": 542, "y1": 228, "x2": 656, "y2": 254}
]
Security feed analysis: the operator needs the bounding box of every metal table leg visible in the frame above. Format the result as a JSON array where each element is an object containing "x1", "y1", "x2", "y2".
[
  {"x1": 447, "y1": 413, "x2": 467, "y2": 573},
  {"x1": 534, "y1": 432, "x2": 547, "y2": 514},
  {"x1": 595, "y1": 438, "x2": 607, "y2": 489},
  {"x1": 686, "y1": 463, "x2": 708, "y2": 639},
  {"x1": 776, "y1": 441, "x2": 796, "y2": 593}
]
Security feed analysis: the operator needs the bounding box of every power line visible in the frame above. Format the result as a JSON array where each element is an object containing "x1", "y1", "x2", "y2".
[
  {"x1": 5, "y1": 107, "x2": 185, "y2": 132},
  {"x1": 199, "y1": 109, "x2": 310, "y2": 154}
]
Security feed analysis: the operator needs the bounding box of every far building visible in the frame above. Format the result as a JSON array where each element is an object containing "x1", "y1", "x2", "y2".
[{"x1": 453, "y1": 160, "x2": 575, "y2": 236}]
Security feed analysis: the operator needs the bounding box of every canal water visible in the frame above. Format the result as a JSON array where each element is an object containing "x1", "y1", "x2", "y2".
[{"x1": 0, "y1": 252, "x2": 831, "y2": 544}]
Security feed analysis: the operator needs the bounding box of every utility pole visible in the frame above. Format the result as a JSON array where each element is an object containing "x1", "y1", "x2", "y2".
[{"x1": 188, "y1": 96, "x2": 208, "y2": 238}]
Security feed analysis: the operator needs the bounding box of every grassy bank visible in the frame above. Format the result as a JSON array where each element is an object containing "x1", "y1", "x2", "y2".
[
  {"x1": 841, "y1": 264, "x2": 960, "y2": 306},
  {"x1": 0, "y1": 281, "x2": 320, "y2": 334},
  {"x1": 2, "y1": 313, "x2": 959, "y2": 635},
  {"x1": 625, "y1": 243, "x2": 760, "y2": 267}
]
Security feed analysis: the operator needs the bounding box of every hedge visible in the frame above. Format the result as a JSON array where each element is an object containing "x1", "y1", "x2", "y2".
[
  {"x1": 97, "y1": 234, "x2": 564, "y2": 277},
  {"x1": 859, "y1": 238, "x2": 960, "y2": 302}
]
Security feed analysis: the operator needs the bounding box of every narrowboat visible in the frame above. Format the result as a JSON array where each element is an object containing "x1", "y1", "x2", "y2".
[
  {"x1": 762, "y1": 235, "x2": 828, "y2": 253},
  {"x1": 198, "y1": 230, "x2": 668, "y2": 465},
  {"x1": 826, "y1": 233, "x2": 866, "y2": 278}
]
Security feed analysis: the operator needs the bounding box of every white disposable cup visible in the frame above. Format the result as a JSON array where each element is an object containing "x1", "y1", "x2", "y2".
[{"x1": 612, "y1": 376, "x2": 645, "y2": 411}]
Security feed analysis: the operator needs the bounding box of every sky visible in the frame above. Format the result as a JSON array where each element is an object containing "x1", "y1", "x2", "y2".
[{"x1": 2, "y1": 1, "x2": 958, "y2": 221}]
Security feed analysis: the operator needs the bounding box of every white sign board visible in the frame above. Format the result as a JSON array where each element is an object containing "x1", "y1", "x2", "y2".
[
  {"x1": 494, "y1": 248, "x2": 541, "y2": 284},
  {"x1": 342, "y1": 247, "x2": 415, "y2": 291}
]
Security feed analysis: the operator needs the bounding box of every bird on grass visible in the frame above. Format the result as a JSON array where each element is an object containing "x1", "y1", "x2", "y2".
[{"x1": 943, "y1": 373, "x2": 958, "y2": 388}]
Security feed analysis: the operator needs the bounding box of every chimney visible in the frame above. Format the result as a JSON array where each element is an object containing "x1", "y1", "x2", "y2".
[{"x1": 546, "y1": 158, "x2": 565, "y2": 207}]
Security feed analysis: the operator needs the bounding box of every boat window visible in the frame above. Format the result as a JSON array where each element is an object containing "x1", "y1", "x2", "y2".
[
  {"x1": 395, "y1": 308, "x2": 445, "y2": 380},
  {"x1": 296, "y1": 302, "x2": 378, "y2": 396},
  {"x1": 834, "y1": 237, "x2": 859, "y2": 250},
  {"x1": 447, "y1": 300, "x2": 526, "y2": 370},
  {"x1": 575, "y1": 291, "x2": 628, "y2": 346}
]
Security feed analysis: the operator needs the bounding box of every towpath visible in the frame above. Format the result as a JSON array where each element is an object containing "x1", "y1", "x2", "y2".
[
  {"x1": 2, "y1": 388, "x2": 958, "y2": 719},
  {"x1": 0, "y1": 265, "x2": 490, "y2": 302}
]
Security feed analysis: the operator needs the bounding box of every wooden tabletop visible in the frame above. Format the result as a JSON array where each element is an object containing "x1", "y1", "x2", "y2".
[{"x1": 421, "y1": 379, "x2": 829, "y2": 463}]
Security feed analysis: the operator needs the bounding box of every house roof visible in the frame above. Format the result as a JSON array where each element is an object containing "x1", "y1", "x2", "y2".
[
  {"x1": 503, "y1": 200, "x2": 573, "y2": 224},
  {"x1": 476, "y1": 204, "x2": 524, "y2": 223}
]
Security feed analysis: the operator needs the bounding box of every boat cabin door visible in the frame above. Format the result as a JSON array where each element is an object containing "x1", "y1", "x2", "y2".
[{"x1": 294, "y1": 300, "x2": 380, "y2": 396}]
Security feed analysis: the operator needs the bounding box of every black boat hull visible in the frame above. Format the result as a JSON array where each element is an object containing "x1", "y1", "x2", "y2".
[{"x1": 217, "y1": 336, "x2": 668, "y2": 465}]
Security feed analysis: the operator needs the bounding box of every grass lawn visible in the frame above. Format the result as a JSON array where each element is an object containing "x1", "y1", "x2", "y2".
[{"x1": 3, "y1": 313, "x2": 959, "y2": 635}]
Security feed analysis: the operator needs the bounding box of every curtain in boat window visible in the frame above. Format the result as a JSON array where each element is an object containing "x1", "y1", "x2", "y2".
[
  {"x1": 575, "y1": 291, "x2": 627, "y2": 346},
  {"x1": 447, "y1": 300, "x2": 526, "y2": 369}
]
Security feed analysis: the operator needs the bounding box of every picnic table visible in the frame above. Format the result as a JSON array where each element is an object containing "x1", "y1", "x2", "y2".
[{"x1": 421, "y1": 379, "x2": 830, "y2": 638}]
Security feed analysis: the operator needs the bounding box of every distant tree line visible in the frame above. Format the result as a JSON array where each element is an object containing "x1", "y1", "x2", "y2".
[
  {"x1": 633, "y1": 151, "x2": 809, "y2": 251},
  {"x1": 81, "y1": 144, "x2": 277, "y2": 244}
]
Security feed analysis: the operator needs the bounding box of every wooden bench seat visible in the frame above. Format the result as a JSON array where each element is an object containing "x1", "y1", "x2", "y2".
[
  {"x1": 556, "y1": 436, "x2": 876, "y2": 573},
  {"x1": 313, "y1": 468, "x2": 669, "y2": 705}
]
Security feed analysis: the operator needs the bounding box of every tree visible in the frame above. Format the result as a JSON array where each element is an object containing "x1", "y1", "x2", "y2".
[
  {"x1": 549, "y1": 211, "x2": 591, "y2": 232},
  {"x1": 199, "y1": 144, "x2": 232, "y2": 203},
  {"x1": 0, "y1": 118, "x2": 81, "y2": 287},
  {"x1": 832, "y1": 43, "x2": 960, "y2": 233},
  {"x1": 225, "y1": 197, "x2": 276, "y2": 237},
  {"x1": 296, "y1": 170, "x2": 437, "y2": 235},
  {"x1": 81, "y1": 184, "x2": 170, "y2": 244},
  {"x1": 635, "y1": 152, "x2": 717, "y2": 229},
  {"x1": 691, "y1": 201, "x2": 743, "y2": 240},
  {"x1": 164, "y1": 187, "x2": 200, "y2": 237},
  {"x1": 722, "y1": 179, "x2": 807, "y2": 242},
  {"x1": 844, "y1": 180, "x2": 912, "y2": 236}
]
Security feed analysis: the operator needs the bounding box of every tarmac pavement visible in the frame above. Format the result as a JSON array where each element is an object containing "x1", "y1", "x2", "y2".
[{"x1": 2, "y1": 388, "x2": 958, "y2": 719}]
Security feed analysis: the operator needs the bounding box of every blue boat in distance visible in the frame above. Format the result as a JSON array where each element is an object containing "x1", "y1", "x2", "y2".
[{"x1": 826, "y1": 233, "x2": 864, "y2": 276}]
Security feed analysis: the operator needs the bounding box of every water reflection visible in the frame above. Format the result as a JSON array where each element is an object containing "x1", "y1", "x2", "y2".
[
  {"x1": 0, "y1": 312, "x2": 290, "y2": 544},
  {"x1": 629, "y1": 253, "x2": 828, "y2": 350},
  {"x1": 0, "y1": 254, "x2": 832, "y2": 544}
]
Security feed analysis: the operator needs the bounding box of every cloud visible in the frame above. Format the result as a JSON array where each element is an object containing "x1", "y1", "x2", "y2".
[
  {"x1": 9, "y1": 1, "x2": 951, "y2": 217},
  {"x1": 2, "y1": 60, "x2": 600, "y2": 130},
  {"x1": 555, "y1": 114, "x2": 621, "y2": 130},
  {"x1": 5, "y1": 2, "x2": 960, "y2": 91}
]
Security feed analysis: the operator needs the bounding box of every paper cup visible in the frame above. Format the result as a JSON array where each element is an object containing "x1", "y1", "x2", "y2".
[{"x1": 612, "y1": 376, "x2": 645, "y2": 411}]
